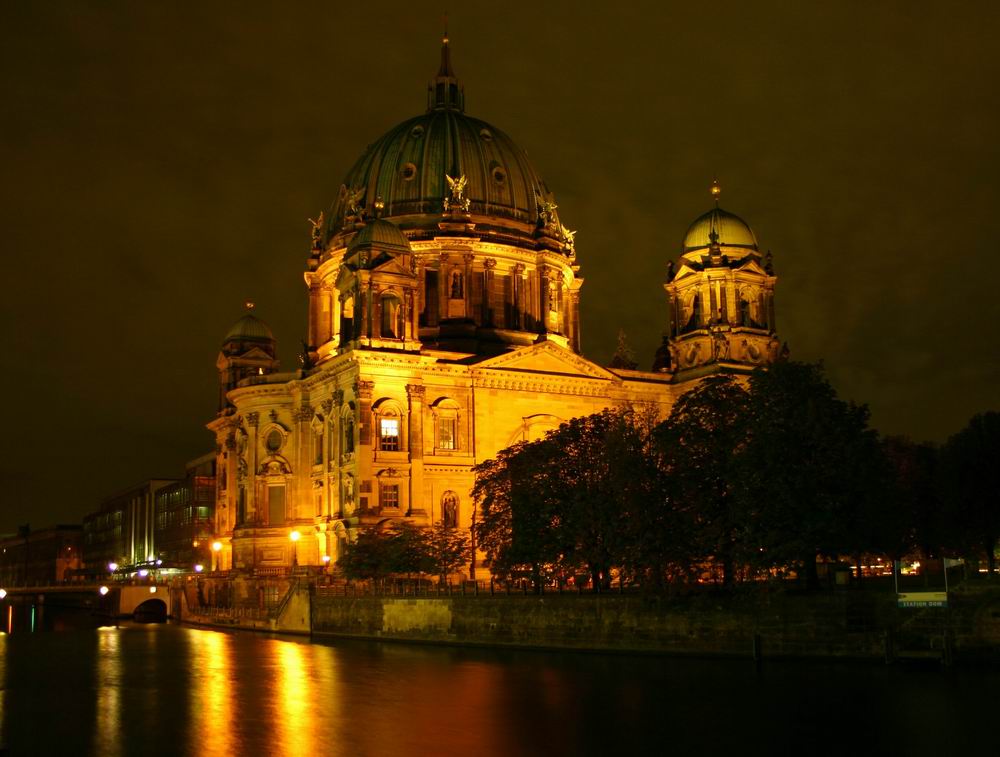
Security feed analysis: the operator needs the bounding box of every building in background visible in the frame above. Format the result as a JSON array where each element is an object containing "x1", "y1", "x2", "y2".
[
  {"x1": 83, "y1": 479, "x2": 176, "y2": 573},
  {"x1": 0, "y1": 525, "x2": 83, "y2": 586},
  {"x1": 153, "y1": 453, "x2": 216, "y2": 570},
  {"x1": 206, "y1": 40, "x2": 783, "y2": 572}
]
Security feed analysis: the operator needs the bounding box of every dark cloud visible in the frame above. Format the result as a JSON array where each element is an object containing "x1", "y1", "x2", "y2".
[{"x1": 2, "y1": 1, "x2": 998, "y2": 531}]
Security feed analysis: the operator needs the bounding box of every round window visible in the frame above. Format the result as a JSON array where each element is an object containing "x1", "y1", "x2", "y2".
[
  {"x1": 410, "y1": 125, "x2": 425, "y2": 139},
  {"x1": 265, "y1": 429, "x2": 282, "y2": 452},
  {"x1": 400, "y1": 162, "x2": 417, "y2": 181},
  {"x1": 479, "y1": 128, "x2": 493, "y2": 142},
  {"x1": 492, "y1": 166, "x2": 507, "y2": 185}
]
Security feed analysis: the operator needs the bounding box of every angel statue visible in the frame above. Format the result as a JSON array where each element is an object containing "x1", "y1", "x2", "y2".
[
  {"x1": 307, "y1": 211, "x2": 324, "y2": 249},
  {"x1": 444, "y1": 174, "x2": 470, "y2": 212},
  {"x1": 344, "y1": 186, "x2": 366, "y2": 221},
  {"x1": 559, "y1": 223, "x2": 577, "y2": 253}
]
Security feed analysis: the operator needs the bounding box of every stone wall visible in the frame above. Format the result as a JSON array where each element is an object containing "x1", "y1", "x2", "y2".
[{"x1": 312, "y1": 588, "x2": 1000, "y2": 661}]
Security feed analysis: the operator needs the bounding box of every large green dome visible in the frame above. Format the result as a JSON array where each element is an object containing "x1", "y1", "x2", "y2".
[{"x1": 325, "y1": 41, "x2": 560, "y2": 250}]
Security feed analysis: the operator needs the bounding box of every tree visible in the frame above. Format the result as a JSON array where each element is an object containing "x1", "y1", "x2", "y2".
[
  {"x1": 473, "y1": 406, "x2": 669, "y2": 591},
  {"x1": 739, "y1": 361, "x2": 877, "y2": 588},
  {"x1": 939, "y1": 412, "x2": 1000, "y2": 574},
  {"x1": 425, "y1": 524, "x2": 469, "y2": 581},
  {"x1": 655, "y1": 375, "x2": 751, "y2": 587},
  {"x1": 472, "y1": 440, "x2": 565, "y2": 590}
]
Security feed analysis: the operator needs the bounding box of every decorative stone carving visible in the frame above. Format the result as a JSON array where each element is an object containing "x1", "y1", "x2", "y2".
[
  {"x1": 332, "y1": 389, "x2": 344, "y2": 406},
  {"x1": 354, "y1": 380, "x2": 374, "y2": 400},
  {"x1": 308, "y1": 211, "x2": 324, "y2": 251},
  {"x1": 246, "y1": 412, "x2": 259, "y2": 428},
  {"x1": 406, "y1": 384, "x2": 426, "y2": 399},
  {"x1": 268, "y1": 410, "x2": 278, "y2": 423},
  {"x1": 320, "y1": 399, "x2": 334, "y2": 416},
  {"x1": 444, "y1": 174, "x2": 470, "y2": 212},
  {"x1": 344, "y1": 185, "x2": 366, "y2": 223}
]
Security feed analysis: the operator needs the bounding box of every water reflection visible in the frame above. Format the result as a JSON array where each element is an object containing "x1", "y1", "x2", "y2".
[
  {"x1": 95, "y1": 627, "x2": 122, "y2": 757},
  {"x1": 187, "y1": 628, "x2": 233, "y2": 757},
  {"x1": 0, "y1": 625, "x2": 997, "y2": 756},
  {"x1": 273, "y1": 639, "x2": 313, "y2": 756}
]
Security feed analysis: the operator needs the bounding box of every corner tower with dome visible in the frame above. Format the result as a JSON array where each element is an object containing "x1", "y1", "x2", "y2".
[{"x1": 205, "y1": 42, "x2": 783, "y2": 574}]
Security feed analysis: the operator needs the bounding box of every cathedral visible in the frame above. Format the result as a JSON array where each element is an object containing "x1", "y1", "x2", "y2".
[{"x1": 206, "y1": 39, "x2": 782, "y2": 572}]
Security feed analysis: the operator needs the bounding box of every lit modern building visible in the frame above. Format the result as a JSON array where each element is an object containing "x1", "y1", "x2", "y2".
[{"x1": 207, "y1": 39, "x2": 783, "y2": 572}]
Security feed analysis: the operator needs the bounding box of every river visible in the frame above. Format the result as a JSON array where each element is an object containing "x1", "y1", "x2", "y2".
[{"x1": 0, "y1": 619, "x2": 996, "y2": 755}]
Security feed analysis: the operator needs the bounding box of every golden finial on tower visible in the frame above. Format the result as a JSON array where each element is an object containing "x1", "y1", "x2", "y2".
[
  {"x1": 710, "y1": 177, "x2": 721, "y2": 204},
  {"x1": 245, "y1": 300, "x2": 255, "y2": 311}
]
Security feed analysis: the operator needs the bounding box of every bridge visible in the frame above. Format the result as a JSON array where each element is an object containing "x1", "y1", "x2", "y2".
[{"x1": 0, "y1": 583, "x2": 174, "y2": 623}]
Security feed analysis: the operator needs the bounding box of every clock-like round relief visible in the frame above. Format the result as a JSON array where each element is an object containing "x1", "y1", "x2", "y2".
[{"x1": 265, "y1": 429, "x2": 283, "y2": 452}]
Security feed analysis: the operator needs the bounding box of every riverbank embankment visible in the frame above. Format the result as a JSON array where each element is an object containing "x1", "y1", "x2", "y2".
[{"x1": 176, "y1": 576, "x2": 1000, "y2": 662}]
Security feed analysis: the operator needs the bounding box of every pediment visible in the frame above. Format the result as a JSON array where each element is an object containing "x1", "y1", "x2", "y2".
[
  {"x1": 474, "y1": 341, "x2": 617, "y2": 380},
  {"x1": 673, "y1": 263, "x2": 699, "y2": 280},
  {"x1": 735, "y1": 259, "x2": 769, "y2": 276},
  {"x1": 370, "y1": 255, "x2": 416, "y2": 278},
  {"x1": 239, "y1": 346, "x2": 274, "y2": 361}
]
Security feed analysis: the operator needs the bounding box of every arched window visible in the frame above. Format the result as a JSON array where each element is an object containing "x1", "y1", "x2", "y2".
[
  {"x1": 442, "y1": 492, "x2": 459, "y2": 528},
  {"x1": 380, "y1": 294, "x2": 402, "y2": 339},
  {"x1": 431, "y1": 397, "x2": 460, "y2": 452},
  {"x1": 340, "y1": 295, "x2": 354, "y2": 344}
]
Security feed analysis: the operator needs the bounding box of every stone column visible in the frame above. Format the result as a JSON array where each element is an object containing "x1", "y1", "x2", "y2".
[
  {"x1": 355, "y1": 380, "x2": 374, "y2": 514},
  {"x1": 438, "y1": 252, "x2": 449, "y2": 322},
  {"x1": 293, "y1": 403, "x2": 313, "y2": 522},
  {"x1": 482, "y1": 258, "x2": 496, "y2": 326},
  {"x1": 245, "y1": 412, "x2": 259, "y2": 523},
  {"x1": 406, "y1": 384, "x2": 425, "y2": 516},
  {"x1": 569, "y1": 289, "x2": 581, "y2": 352},
  {"x1": 464, "y1": 252, "x2": 474, "y2": 321},
  {"x1": 320, "y1": 398, "x2": 334, "y2": 519},
  {"x1": 538, "y1": 266, "x2": 551, "y2": 334}
]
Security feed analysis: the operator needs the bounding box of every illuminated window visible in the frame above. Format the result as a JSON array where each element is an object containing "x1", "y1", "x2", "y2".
[
  {"x1": 438, "y1": 416, "x2": 456, "y2": 450},
  {"x1": 379, "y1": 418, "x2": 400, "y2": 451},
  {"x1": 314, "y1": 429, "x2": 323, "y2": 465},
  {"x1": 381, "y1": 483, "x2": 400, "y2": 510}
]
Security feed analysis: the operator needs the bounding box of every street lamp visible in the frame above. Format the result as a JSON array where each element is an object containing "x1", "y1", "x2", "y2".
[
  {"x1": 108, "y1": 562, "x2": 118, "y2": 573},
  {"x1": 289, "y1": 530, "x2": 301, "y2": 569},
  {"x1": 211, "y1": 540, "x2": 223, "y2": 572},
  {"x1": 99, "y1": 586, "x2": 109, "y2": 596},
  {"x1": 0, "y1": 589, "x2": 7, "y2": 600}
]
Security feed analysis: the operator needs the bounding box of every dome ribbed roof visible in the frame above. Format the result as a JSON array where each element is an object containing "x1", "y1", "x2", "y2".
[
  {"x1": 325, "y1": 41, "x2": 558, "y2": 249},
  {"x1": 347, "y1": 218, "x2": 411, "y2": 254},
  {"x1": 682, "y1": 207, "x2": 758, "y2": 253},
  {"x1": 224, "y1": 313, "x2": 274, "y2": 343}
]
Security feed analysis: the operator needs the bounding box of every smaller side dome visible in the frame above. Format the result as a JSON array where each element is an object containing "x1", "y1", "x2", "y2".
[
  {"x1": 682, "y1": 207, "x2": 758, "y2": 253},
  {"x1": 347, "y1": 218, "x2": 411, "y2": 254},
  {"x1": 223, "y1": 302, "x2": 274, "y2": 344}
]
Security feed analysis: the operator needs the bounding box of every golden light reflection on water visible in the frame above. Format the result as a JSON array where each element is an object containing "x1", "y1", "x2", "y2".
[
  {"x1": 187, "y1": 628, "x2": 234, "y2": 757},
  {"x1": 95, "y1": 628, "x2": 122, "y2": 757},
  {"x1": 272, "y1": 639, "x2": 314, "y2": 756},
  {"x1": 0, "y1": 633, "x2": 6, "y2": 747}
]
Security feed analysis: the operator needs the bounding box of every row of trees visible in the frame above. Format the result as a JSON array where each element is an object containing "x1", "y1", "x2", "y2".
[
  {"x1": 471, "y1": 361, "x2": 1000, "y2": 591},
  {"x1": 339, "y1": 523, "x2": 468, "y2": 582}
]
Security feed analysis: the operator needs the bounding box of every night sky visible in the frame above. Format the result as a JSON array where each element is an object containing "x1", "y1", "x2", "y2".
[{"x1": 2, "y1": 2, "x2": 999, "y2": 533}]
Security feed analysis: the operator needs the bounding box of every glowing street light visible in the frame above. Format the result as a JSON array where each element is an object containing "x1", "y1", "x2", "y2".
[
  {"x1": 138, "y1": 569, "x2": 149, "y2": 578},
  {"x1": 194, "y1": 564, "x2": 204, "y2": 573},
  {"x1": 99, "y1": 586, "x2": 109, "y2": 596},
  {"x1": 289, "y1": 530, "x2": 301, "y2": 569},
  {"x1": 212, "y1": 541, "x2": 223, "y2": 552},
  {"x1": 0, "y1": 589, "x2": 7, "y2": 600},
  {"x1": 149, "y1": 586, "x2": 157, "y2": 594},
  {"x1": 108, "y1": 562, "x2": 118, "y2": 573}
]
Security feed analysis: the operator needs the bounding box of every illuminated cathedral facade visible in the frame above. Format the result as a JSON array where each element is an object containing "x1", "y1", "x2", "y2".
[{"x1": 206, "y1": 40, "x2": 783, "y2": 572}]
